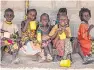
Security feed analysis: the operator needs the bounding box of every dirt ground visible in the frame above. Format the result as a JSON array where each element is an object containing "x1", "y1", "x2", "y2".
[{"x1": 1, "y1": 50, "x2": 94, "y2": 70}]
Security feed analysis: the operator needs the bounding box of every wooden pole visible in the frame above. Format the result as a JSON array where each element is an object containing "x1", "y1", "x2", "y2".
[{"x1": 25, "y1": 0, "x2": 29, "y2": 19}]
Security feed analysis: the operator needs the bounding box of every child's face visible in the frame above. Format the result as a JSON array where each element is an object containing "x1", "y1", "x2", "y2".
[
  {"x1": 5, "y1": 11, "x2": 14, "y2": 22},
  {"x1": 27, "y1": 11, "x2": 36, "y2": 21},
  {"x1": 82, "y1": 12, "x2": 90, "y2": 22},
  {"x1": 41, "y1": 15, "x2": 49, "y2": 26},
  {"x1": 57, "y1": 12, "x2": 67, "y2": 20},
  {"x1": 59, "y1": 16, "x2": 68, "y2": 26}
]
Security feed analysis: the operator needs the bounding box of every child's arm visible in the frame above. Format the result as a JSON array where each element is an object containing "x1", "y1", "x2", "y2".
[
  {"x1": 49, "y1": 25, "x2": 64, "y2": 40},
  {"x1": 64, "y1": 27, "x2": 71, "y2": 38},
  {"x1": 48, "y1": 25, "x2": 58, "y2": 40},
  {"x1": 50, "y1": 30, "x2": 58, "y2": 40},
  {"x1": 88, "y1": 24, "x2": 94, "y2": 35},
  {"x1": 21, "y1": 21, "x2": 25, "y2": 32},
  {"x1": 1, "y1": 29, "x2": 10, "y2": 40},
  {"x1": 1, "y1": 29, "x2": 8, "y2": 33},
  {"x1": 22, "y1": 20, "x2": 30, "y2": 32}
]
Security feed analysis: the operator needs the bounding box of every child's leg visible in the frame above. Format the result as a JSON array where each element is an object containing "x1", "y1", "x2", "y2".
[
  {"x1": 71, "y1": 38, "x2": 84, "y2": 62},
  {"x1": 11, "y1": 42, "x2": 20, "y2": 63},
  {"x1": 7, "y1": 45, "x2": 13, "y2": 54},
  {"x1": 38, "y1": 49, "x2": 45, "y2": 62},
  {"x1": 45, "y1": 43, "x2": 53, "y2": 61},
  {"x1": 56, "y1": 40, "x2": 64, "y2": 57},
  {"x1": 48, "y1": 43, "x2": 53, "y2": 56},
  {"x1": 55, "y1": 40, "x2": 65, "y2": 61},
  {"x1": 11, "y1": 49, "x2": 20, "y2": 64},
  {"x1": 1, "y1": 46, "x2": 6, "y2": 61},
  {"x1": 12, "y1": 40, "x2": 22, "y2": 59},
  {"x1": 12, "y1": 49, "x2": 19, "y2": 60},
  {"x1": 43, "y1": 46, "x2": 53, "y2": 60},
  {"x1": 63, "y1": 38, "x2": 72, "y2": 60},
  {"x1": 72, "y1": 38, "x2": 78, "y2": 53},
  {"x1": 44, "y1": 46, "x2": 49, "y2": 56},
  {"x1": 78, "y1": 47, "x2": 84, "y2": 60},
  {"x1": 77, "y1": 41, "x2": 85, "y2": 60}
]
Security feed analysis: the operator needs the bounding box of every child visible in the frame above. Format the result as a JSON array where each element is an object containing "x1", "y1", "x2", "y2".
[
  {"x1": 49, "y1": 15, "x2": 72, "y2": 61},
  {"x1": 1, "y1": 8, "x2": 21, "y2": 63},
  {"x1": 20, "y1": 9, "x2": 45, "y2": 61},
  {"x1": 38, "y1": 13, "x2": 53, "y2": 62},
  {"x1": 52, "y1": 8, "x2": 68, "y2": 60},
  {"x1": 53, "y1": 8, "x2": 70, "y2": 60},
  {"x1": 78, "y1": 8, "x2": 94, "y2": 64},
  {"x1": 21, "y1": 9, "x2": 38, "y2": 45},
  {"x1": 55, "y1": 8, "x2": 68, "y2": 24}
]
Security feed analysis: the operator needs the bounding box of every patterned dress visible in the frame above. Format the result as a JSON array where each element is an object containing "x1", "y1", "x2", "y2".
[
  {"x1": 20, "y1": 20, "x2": 41, "y2": 55},
  {"x1": 2, "y1": 21, "x2": 19, "y2": 53}
]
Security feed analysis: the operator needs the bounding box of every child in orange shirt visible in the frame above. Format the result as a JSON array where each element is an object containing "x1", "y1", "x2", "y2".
[{"x1": 78, "y1": 8, "x2": 94, "y2": 64}]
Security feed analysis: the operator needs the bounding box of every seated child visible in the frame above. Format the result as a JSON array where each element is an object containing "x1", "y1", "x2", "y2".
[
  {"x1": 1, "y1": 8, "x2": 21, "y2": 63},
  {"x1": 53, "y1": 8, "x2": 70, "y2": 59},
  {"x1": 78, "y1": 8, "x2": 94, "y2": 64},
  {"x1": 20, "y1": 9, "x2": 45, "y2": 61},
  {"x1": 38, "y1": 13, "x2": 53, "y2": 62},
  {"x1": 49, "y1": 15, "x2": 72, "y2": 61}
]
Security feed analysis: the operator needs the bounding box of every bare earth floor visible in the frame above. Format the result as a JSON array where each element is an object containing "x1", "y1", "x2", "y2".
[{"x1": 1, "y1": 51, "x2": 94, "y2": 70}]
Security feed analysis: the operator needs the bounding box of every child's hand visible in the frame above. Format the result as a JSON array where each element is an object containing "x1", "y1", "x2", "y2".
[
  {"x1": 57, "y1": 27, "x2": 65, "y2": 34},
  {"x1": 1, "y1": 37, "x2": 8, "y2": 41},
  {"x1": 91, "y1": 37, "x2": 94, "y2": 41},
  {"x1": 57, "y1": 28, "x2": 62, "y2": 31},
  {"x1": 23, "y1": 19, "x2": 31, "y2": 32},
  {"x1": 26, "y1": 19, "x2": 31, "y2": 24},
  {"x1": 58, "y1": 27, "x2": 65, "y2": 31},
  {"x1": 42, "y1": 35, "x2": 50, "y2": 40},
  {"x1": 1, "y1": 29, "x2": 8, "y2": 33},
  {"x1": 88, "y1": 24, "x2": 94, "y2": 36},
  {"x1": 57, "y1": 28, "x2": 63, "y2": 34},
  {"x1": 89, "y1": 24, "x2": 94, "y2": 31}
]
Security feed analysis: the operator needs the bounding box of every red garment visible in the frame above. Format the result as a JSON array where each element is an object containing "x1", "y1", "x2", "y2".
[
  {"x1": 56, "y1": 40, "x2": 65, "y2": 56},
  {"x1": 53, "y1": 38, "x2": 65, "y2": 56},
  {"x1": 78, "y1": 23, "x2": 91, "y2": 56}
]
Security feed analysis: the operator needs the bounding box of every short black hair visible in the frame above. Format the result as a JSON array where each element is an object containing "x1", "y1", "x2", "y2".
[
  {"x1": 79, "y1": 8, "x2": 91, "y2": 21},
  {"x1": 40, "y1": 13, "x2": 50, "y2": 22},
  {"x1": 4, "y1": 8, "x2": 14, "y2": 13},
  {"x1": 58, "y1": 8, "x2": 67, "y2": 15},
  {"x1": 27, "y1": 9, "x2": 37, "y2": 15}
]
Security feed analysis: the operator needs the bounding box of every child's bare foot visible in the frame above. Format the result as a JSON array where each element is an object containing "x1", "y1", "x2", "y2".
[{"x1": 46, "y1": 54, "x2": 52, "y2": 62}]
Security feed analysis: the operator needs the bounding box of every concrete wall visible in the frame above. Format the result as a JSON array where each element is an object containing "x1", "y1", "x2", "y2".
[{"x1": 1, "y1": 0, "x2": 94, "y2": 37}]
